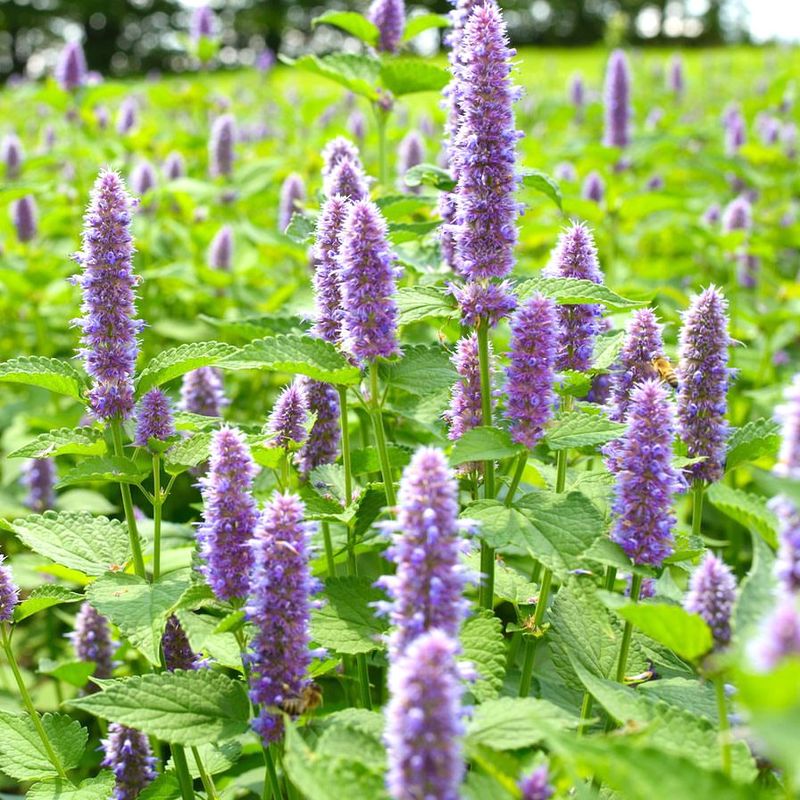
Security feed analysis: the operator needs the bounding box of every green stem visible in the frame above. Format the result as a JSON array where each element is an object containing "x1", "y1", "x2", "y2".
[
  {"x1": 338, "y1": 388, "x2": 353, "y2": 507},
  {"x1": 374, "y1": 104, "x2": 389, "y2": 186},
  {"x1": 152, "y1": 454, "x2": 162, "y2": 581},
  {"x1": 110, "y1": 420, "x2": 146, "y2": 579},
  {"x1": 505, "y1": 453, "x2": 527, "y2": 508},
  {"x1": 171, "y1": 745, "x2": 196, "y2": 800},
  {"x1": 714, "y1": 675, "x2": 732, "y2": 778},
  {"x1": 518, "y1": 636, "x2": 536, "y2": 698},
  {"x1": 615, "y1": 574, "x2": 642, "y2": 683},
  {"x1": 263, "y1": 745, "x2": 283, "y2": 800},
  {"x1": 192, "y1": 746, "x2": 219, "y2": 800},
  {"x1": 369, "y1": 362, "x2": 396, "y2": 508},
  {"x1": 578, "y1": 691, "x2": 594, "y2": 736},
  {"x1": 356, "y1": 653, "x2": 373, "y2": 710},
  {"x1": 1, "y1": 626, "x2": 68, "y2": 779},
  {"x1": 692, "y1": 480, "x2": 705, "y2": 538},
  {"x1": 476, "y1": 321, "x2": 495, "y2": 609},
  {"x1": 519, "y1": 567, "x2": 553, "y2": 697},
  {"x1": 603, "y1": 566, "x2": 618, "y2": 592},
  {"x1": 321, "y1": 522, "x2": 336, "y2": 578}
]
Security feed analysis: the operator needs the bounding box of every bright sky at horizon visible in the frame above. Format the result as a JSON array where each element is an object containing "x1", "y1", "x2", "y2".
[{"x1": 745, "y1": 0, "x2": 800, "y2": 41}]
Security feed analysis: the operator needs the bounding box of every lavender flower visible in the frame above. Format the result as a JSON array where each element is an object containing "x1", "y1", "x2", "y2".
[
  {"x1": 209, "y1": 114, "x2": 236, "y2": 178},
  {"x1": 134, "y1": 389, "x2": 175, "y2": 449},
  {"x1": 73, "y1": 169, "x2": 142, "y2": 421},
  {"x1": 161, "y1": 615, "x2": 200, "y2": 671},
  {"x1": 543, "y1": 222, "x2": 604, "y2": 373},
  {"x1": 197, "y1": 426, "x2": 260, "y2": 600},
  {"x1": 338, "y1": 199, "x2": 400, "y2": 365},
  {"x1": 23, "y1": 458, "x2": 56, "y2": 512},
  {"x1": 95, "y1": 105, "x2": 109, "y2": 130},
  {"x1": 610, "y1": 380, "x2": 681, "y2": 567},
  {"x1": 130, "y1": 161, "x2": 156, "y2": 196},
  {"x1": 70, "y1": 601, "x2": 113, "y2": 681},
  {"x1": 311, "y1": 194, "x2": 349, "y2": 343},
  {"x1": 12, "y1": 195, "x2": 37, "y2": 243},
  {"x1": 725, "y1": 110, "x2": 745, "y2": 156},
  {"x1": 321, "y1": 138, "x2": 365, "y2": 192},
  {"x1": 667, "y1": 54, "x2": 685, "y2": 97},
  {"x1": 102, "y1": 723, "x2": 157, "y2": 800},
  {"x1": 775, "y1": 375, "x2": 800, "y2": 478},
  {"x1": 116, "y1": 98, "x2": 138, "y2": 135},
  {"x1": 325, "y1": 158, "x2": 370, "y2": 201},
  {"x1": 369, "y1": 0, "x2": 405, "y2": 54},
  {"x1": 721, "y1": 196, "x2": 752, "y2": 233},
  {"x1": 297, "y1": 378, "x2": 340, "y2": 476},
  {"x1": 208, "y1": 225, "x2": 233, "y2": 270},
  {"x1": 347, "y1": 110, "x2": 366, "y2": 141},
  {"x1": 646, "y1": 174, "x2": 664, "y2": 192},
  {"x1": 684, "y1": 553, "x2": 737, "y2": 650},
  {"x1": 505, "y1": 293, "x2": 558, "y2": 448},
  {"x1": 385, "y1": 629, "x2": 466, "y2": 800},
  {"x1": 397, "y1": 131, "x2": 424, "y2": 192},
  {"x1": 450, "y1": 2, "x2": 522, "y2": 282},
  {"x1": 772, "y1": 497, "x2": 800, "y2": 594},
  {"x1": 603, "y1": 49, "x2": 632, "y2": 148},
  {"x1": 191, "y1": 5, "x2": 216, "y2": 41},
  {"x1": 749, "y1": 596, "x2": 800, "y2": 671},
  {"x1": 247, "y1": 492, "x2": 318, "y2": 744},
  {"x1": 445, "y1": 333, "x2": 491, "y2": 442},
  {"x1": 55, "y1": 41, "x2": 87, "y2": 91},
  {"x1": 163, "y1": 151, "x2": 185, "y2": 181},
  {"x1": 180, "y1": 367, "x2": 228, "y2": 417},
  {"x1": 676, "y1": 286, "x2": 731, "y2": 484},
  {"x1": 702, "y1": 203, "x2": 721, "y2": 225},
  {"x1": 267, "y1": 380, "x2": 309, "y2": 449},
  {"x1": 449, "y1": 280, "x2": 516, "y2": 329},
  {"x1": 2, "y1": 134, "x2": 22, "y2": 179},
  {"x1": 0, "y1": 554, "x2": 19, "y2": 623},
  {"x1": 519, "y1": 765, "x2": 554, "y2": 800},
  {"x1": 569, "y1": 73, "x2": 585, "y2": 118},
  {"x1": 582, "y1": 171, "x2": 605, "y2": 203},
  {"x1": 278, "y1": 172, "x2": 306, "y2": 231},
  {"x1": 554, "y1": 162, "x2": 576, "y2": 182}
]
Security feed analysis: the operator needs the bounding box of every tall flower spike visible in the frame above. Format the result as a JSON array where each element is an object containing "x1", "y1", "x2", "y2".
[
  {"x1": 162, "y1": 615, "x2": 201, "y2": 671},
  {"x1": 130, "y1": 161, "x2": 156, "y2": 196},
  {"x1": 369, "y1": 0, "x2": 405, "y2": 53},
  {"x1": 377, "y1": 447, "x2": 471, "y2": 657},
  {"x1": 610, "y1": 379, "x2": 681, "y2": 567},
  {"x1": 676, "y1": 286, "x2": 731, "y2": 483},
  {"x1": 684, "y1": 552, "x2": 737, "y2": 650},
  {"x1": 191, "y1": 5, "x2": 216, "y2": 41},
  {"x1": 450, "y1": 2, "x2": 522, "y2": 281},
  {"x1": 603, "y1": 49, "x2": 632, "y2": 148},
  {"x1": 209, "y1": 114, "x2": 236, "y2": 178},
  {"x1": 749, "y1": 596, "x2": 800, "y2": 671},
  {"x1": 2, "y1": 133, "x2": 23, "y2": 179},
  {"x1": 519, "y1": 765, "x2": 554, "y2": 800},
  {"x1": 321, "y1": 137, "x2": 362, "y2": 181},
  {"x1": 278, "y1": 172, "x2": 306, "y2": 231},
  {"x1": 384, "y1": 629, "x2": 466, "y2": 800},
  {"x1": 449, "y1": 280, "x2": 516, "y2": 329},
  {"x1": 544, "y1": 222, "x2": 604, "y2": 372},
  {"x1": 721, "y1": 196, "x2": 752, "y2": 233},
  {"x1": 582, "y1": 171, "x2": 605, "y2": 203},
  {"x1": 667, "y1": 54, "x2": 685, "y2": 97},
  {"x1": 208, "y1": 225, "x2": 233, "y2": 270},
  {"x1": 338, "y1": 199, "x2": 401, "y2": 365},
  {"x1": 179, "y1": 367, "x2": 228, "y2": 417},
  {"x1": 23, "y1": 458, "x2": 56, "y2": 512},
  {"x1": 70, "y1": 601, "x2": 114, "y2": 682},
  {"x1": 312, "y1": 194, "x2": 349, "y2": 343},
  {"x1": 134, "y1": 389, "x2": 175, "y2": 449},
  {"x1": 0, "y1": 553, "x2": 19, "y2": 623},
  {"x1": 163, "y1": 151, "x2": 185, "y2": 181},
  {"x1": 102, "y1": 723, "x2": 157, "y2": 800},
  {"x1": 73, "y1": 169, "x2": 142, "y2": 421},
  {"x1": 444, "y1": 333, "x2": 492, "y2": 442},
  {"x1": 116, "y1": 98, "x2": 137, "y2": 135},
  {"x1": 772, "y1": 497, "x2": 800, "y2": 593},
  {"x1": 247, "y1": 492, "x2": 319, "y2": 744},
  {"x1": 775, "y1": 374, "x2": 800, "y2": 478},
  {"x1": 12, "y1": 195, "x2": 38, "y2": 243},
  {"x1": 297, "y1": 377, "x2": 341, "y2": 477},
  {"x1": 197, "y1": 426, "x2": 260, "y2": 600},
  {"x1": 55, "y1": 41, "x2": 87, "y2": 91},
  {"x1": 325, "y1": 158, "x2": 370, "y2": 201},
  {"x1": 570, "y1": 73, "x2": 585, "y2": 114},
  {"x1": 267, "y1": 380, "x2": 309, "y2": 450},
  {"x1": 397, "y1": 130, "x2": 424, "y2": 193},
  {"x1": 505, "y1": 293, "x2": 558, "y2": 449}
]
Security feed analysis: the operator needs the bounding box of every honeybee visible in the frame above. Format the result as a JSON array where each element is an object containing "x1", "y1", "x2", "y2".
[
  {"x1": 651, "y1": 356, "x2": 679, "y2": 389},
  {"x1": 278, "y1": 682, "x2": 323, "y2": 717}
]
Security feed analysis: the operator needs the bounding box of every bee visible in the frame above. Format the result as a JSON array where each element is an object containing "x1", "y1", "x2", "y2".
[
  {"x1": 651, "y1": 356, "x2": 679, "y2": 389},
  {"x1": 623, "y1": 670, "x2": 654, "y2": 686},
  {"x1": 278, "y1": 682, "x2": 323, "y2": 717}
]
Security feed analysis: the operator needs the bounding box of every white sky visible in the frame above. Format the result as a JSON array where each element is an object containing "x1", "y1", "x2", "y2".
[{"x1": 746, "y1": 0, "x2": 800, "y2": 42}]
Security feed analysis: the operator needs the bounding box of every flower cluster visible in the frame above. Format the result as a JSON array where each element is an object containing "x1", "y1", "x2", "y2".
[
  {"x1": 684, "y1": 553, "x2": 737, "y2": 650},
  {"x1": 603, "y1": 49, "x2": 632, "y2": 148},
  {"x1": 369, "y1": 0, "x2": 405, "y2": 53},
  {"x1": 23, "y1": 458, "x2": 56, "y2": 512},
  {"x1": 311, "y1": 194, "x2": 349, "y2": 344},
  {"x1": 101, "y1": 724, "x2": 157, "y2": 800},
  {"x1": 70, "y1": 602, "x2": 114, "y2": 683},
  {"x1": 444, "y1": 333, "x2": 492, "y2": 442},
  {"x1": 134, "y1": 389, "x2": 175, "y2": 449},
  {"x1": 297, "y1": 377, "x2": 341, "y2": 477},
  {"x1": 267, "y1": 380, "x2": 309, "y2": 450},
  {"x1": 0, "y1": 553, "x2": 19, "y2": 623},
  {"x1": 209, "y1": 114, "x2": 236, "y2": 178},
  {"x1": 161, "y1": 615, "x2": 201, "y2": 671},
  {"x1": 278, "y1": 172, "x2": 306, "y2": 231},
  {"x1": 180, "y1": 367, "x2": 228, "y2": 417}
]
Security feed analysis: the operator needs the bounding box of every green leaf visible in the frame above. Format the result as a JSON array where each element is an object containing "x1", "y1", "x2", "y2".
[
  {"x1": 734, "y1": 531, "x2": 777, "y2": 643},
  {"x1": 14, "y1": 585, "x2": 83, "y2": 622},
  {"x1": 450, "y1": 427, "x2": 524, "y2": 467},
  {"x1": 38, "y1": 659, "x2": 97, "y2": 689},
  {"x1": 380, "y1": 58, "x2": 450, "y2": 96},
  {"x1": 460, "y1": 611, "x2": 505, "y2": 702},
  {"x1": 87, "y1": 570, "x2": 192, "y2": 665},
  {"x1": 138, "y1": 773, "x2": 181, "y2": 800},
  {"x1": 8, "y1": 427, "x2": 106, "y2": 459},
  {"x1": 69, "y1": 670, "x2": 250, "y2": 746},
  {"x1": 592, "y1": 331, "x2": 626, "y2": 371},
  {"x1": 0, "y1": 711, "x2": 87, "y2": 781},
  {"x1": 0, "y1": 357, "x2": 86, "y2": 400},
  {"x1": 388, "y1": 219, "x2": 440, "y2": 243},
  {"x1": 545, "y1": 411, "x2": 627, "y2": 450},
  {"x1": 167, "y1": 740, "x2": 242, "y2": 779},
  {"x1": 403, "y1": 12, "x2": 450, "y2": 40},
  {"x1": 56, "y1": 456, "x2": 148, "y2": 488},
  {"x1": 516, "y1": 276, "x2": 646, "y2": 310},
  {"x1": 381, "y1": 345, "x2": 456, "y2": 395},
  {"x1": 288, "y1": 53, "x2": 380, "y2": 100},
  {"x1": 311, "y1": 577, "x2": 388, "y2": 655},
  {"x1": 136, "y1": 342, "x2": 238, "y2": 395},
  {"x1": 27, "y1": 772, "x2": 116, "y2": 800},
  {"x1": 175, "y1": 610, "x2": 242, "y2": 671},
  {"x1": 3, "y1": 511, "x2": 131, "y2": 575},
  {"x1": 348, "y1": 446, "x2": 411, "y2": 477},
  {"x1": 313, "y1": 11, "x2": 379, "y2": 46},
  {"x1": 224, "y1": 334, "x2": 360, "y2": 385},
  {"x1": 462, "y1": 500, "x2": 536, "y2": 553},
  {"x1": 396, "y1": 285, "x2": 458, "y2": 325},
  {"x1": 284, "y1": 212, "x2": 317, "y2": 243},
  {"x1": 212, "y1": 609, "x2": 247, "y2": 635},
  {"x1": 725, "y1": 417, "x2": 781, "y2": 472},
  {"x1": 403, "y1": 162, "x2": 455, "y2": 191},
  {"x1": 521, "y1": 169, "x2": 562, "y2": 210},
  {"x1": 706, "y1": 482, "x2": 778, "y2": 547}
]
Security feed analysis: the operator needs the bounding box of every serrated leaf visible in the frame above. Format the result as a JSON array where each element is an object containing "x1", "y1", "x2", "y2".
[
  {"x1": 725, "y1": 417, "x2": 780, "y2": 472},
  {"x1": 138, "y1": 773, "x2": 181, "y2": 800},
  {"x1": 3, "y1": 511, "x2": 131, "y2": 575},
  {"x1": 38, "y1": 659, "x2": 97, "y2": 689},
  {"x1": 27, "y1": 772, "x2": 116, "y2": 800},
  {"x1": 521, "y1": 169, "x2": 562, "y2": 210},
  {"x1": 56, "y1": 456, "x2": 148, "y2": 488},
  {"x1": 460, "y1": 612, "x2": 505, "y2": 702},
  {"x1": 545, "y1": 411, "x2": 627, "y2": 450},
  {"x1": 69, "y1": 670, "x2": 250, "y2": 745},
  {"x1": 14, "y1": 585, "x2": 83, "y2": 622},
  {"x1": 517, "y1": 276, "x2": 646, "y2": 310},
  {"x1": 403, "y1": 163, "x2": 455, "y2": 191},
  {"x1": 284, "y1": 211, "x2": 316, "y2": 242},
  {"x1": 87, "y1": 570, "x2": 192, "y2": 665},
  {"x1": 311, "y1": 577, "x2": 388, "y2": 655},
  {"x1": 403, "y1": 12, "x2": 450, "y2": 40},
  {"x1": 396, "y1": 285, "x2": 458, "y2": 325},
  {"x1": 734, "y1": 532, "x2": 777, "y2": 643},
  {"x1": 288, "y1": 53, "x2": 380, "y2": 100},
  {"x1": 136, "y1": 342, "x2": 238, "y2": 395},
  {"x1": 313, "y1": 10, "x2": 379, "y2": 45},
  {"x1": 0, "y1": 357, "x2": 86, "y2": 400},
  {"x1": 592, "y1": 331, "x2": 625, "y2": 371},
  {"x1": 380, "y1": 58, "x2": 450, "y2": 96},
  {"x1": 175, "y1": 610, "x2": 242, "y2": 671},
  {"x1": 348, "y1": 446, "x2": 411, "y2": 477},
  {"x1": 167, "y1": 740, "x2": 242, "y2": 779},
  {"x1": 450, "y1": 427, "x2": 524, "y2": 467},
  {"x1": 8, "y1": 427, "x2": 106, "y2": 459},
  {"x1": 164, "y1": 432, "x2": 213, "y2": 475},
  {"x1": 706, "y1": 482, "x2": 778, "y2": 546},
  {"x1": 224, "y1": 334, "x2": 360, "y2": 385},
  {"x1": 381, "y1": 345, "x2": 456, "y2": 395}
]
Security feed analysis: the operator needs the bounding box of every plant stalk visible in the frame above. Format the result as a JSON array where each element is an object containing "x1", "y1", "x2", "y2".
[
  {"x1": 171, "y1": 745, "x2": 196, "y2": 800},
  {"x1": 476, "y1": 321, "x2": 496, "y2": 609},
  {"x1": 615, "y1": 573, "x2": 642, "y2": 683},
  {"x1": 263, "y1": 745, "x2": 282, "y2": 800},
  {"x1": 369, "y1": 362, "x2": 396, "y2": 508},
  {"x1": 505, "y1": 453, "x2": 527, "y2": 508},
  {"x1": 152, "y1": 453, "x2": 162, "y2": 581},
  {"x1": 715, "y1": 675, "x2": 732, "y2": 777},
  {"x1": 321, "y1": 521, "x2": 336, "y2": 578},
  {"x1": 692, "y1": 479, "x2": 705, "y2": 538},
  {"x1": 192, "y1": 745, "x2": 219, "y2": 800}
]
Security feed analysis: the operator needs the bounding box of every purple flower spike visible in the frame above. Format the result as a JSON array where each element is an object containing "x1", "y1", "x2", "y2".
[
  {"x1": 191, "y1": 5, "x2": 216, "y2": 41},
  {"x1": 23, "y1": 458, "x2": 56, "y2": 512},
  {"x1": 398, "y1": 131, "x2": 424, "y2": 193},
  {"x1": 608, "y1": 308, "x2": 665, "y2": 423},
  {"x1": 134, "y1": 389, "x2": 175, "y2": 449},
  {"x1": 721, "y1": 196, "x2": 752, "y2": 233},
  {"x1": 610, "y1": 380, "x2": 681, "y2": 567},
  {"x1": 55, "y1": 41, "x2": 87, "y2": 92},
  {"x1": 322, "y1": 137, "x2": 362, "y2": 177},
  {"x1": 603, "y1": 49, "x2": 632, "y2": 148},
  {"x1": 667, "y1": 54, "x2": 685, "y2": 97},
  {"x1": 582, "y1": 171, "x2": 605, "y2": 203},
  {"x1": 377, "y1": 447, "x2": 471, "y2": 657},
  {"x1": 450, "y1": 280, "x2": 516, "y2": 329},
  {"x1": 519, "y1": 765, "x2": 554, "y2": 800},
  {"x1": 2, "y1": 134, "x2": 23, "y2": 179},
  {"x1": 505, "y1": 293, "x2": 558, "y2": 449},
  {"x1": 116, "y1": 98, "x2": 138, "y2": 135},
  {"x1": 326, "y1": 158, "x2": 370, "y2": 201},
  {"x1": 338, "y1": 199, "x2": 401, "y2": 365},
  {"x1": 208, "y1": 225, "x2": 233, "y2": 270},
  {"x1": 130, "y1": 161, "x2": 156, "y2": 197},
  {"x1": 544, "y1": 222, "x2": 605, "y2": 373},
  {"x1": 347, "y1": 110, "x2": 366, "y2": 141},
  {"x1": 209, "y1": 114, "x2": 236, "y2": 178},
  {"x1": 162, "y1": 615, "x2": 201, "y2": 671},
  {"x1": 450, "y1": 2, "x2": 522, "y2": 282},
  {"x1": 73, "y1": 169, "x2": 143, "y2": 421},
  {"x1": 676, "y1": 286, "x2": 731, "y2": 484},
  {"x1": 311, "y1": 194, "x2": 349, "y2": 344},
  {"x1": 775, "y1": 375, "x2": 800, "y2": 479},
  {"x1": 570, "y1": 73, "x2": 585, "y2": 113},
  {"x1": 247, "y1": 492, "x2": 319, "y2": 745},
  {"x1": 102, "y1": 723, "x2": 157, "y2": 800},
  {"x1": 180, "y1": 367, "x2": 228, "y2": 417},
  {"x1": 445, "y1": 333, "x2": 492, "y2": 442},
  {"x1": 267, "y1": 380, "x2": 309, "y2": 450},
  {"x1": 385, "y1": 629, "x2": 466, "y2": 800},
  {"x1": 70, "y1": 601, "x2": 114, "y2": 682},
  {"x1": 369, "y1": 0, "x2": 405, "y2": 53},
  {"x1": 278, "y1": 172, "x2": 306, "y2": 231},
  {"x1": 0, "y1": 554, "x2": 19, "y2": 623},
  {"x1": 702, "y1": 203, "x2": 721, "y2": 225},
  {"x1": 725, "y1": 110, "x2": 746, "y2": 156},
  {"x1": 12, "y1": 194, "x2": 38, "y2": 243},
  {"x1": 297, "y1": 377, "x2": 341, "y2": 477},
  {"x1": 197, "y1": 426, "x2": 260, "y2": 601},
  {"x1": 684, "y1": 552, "x2": 736, "y2": 650},
  {"x1": 749, "y1": 596, "x2": 800, "y2": 671},
  {"x1": 163, "y1": 151, "x2": 185, "y2": 181},
  {"x1": 772, "y1": 496, "x2": 800, "y2": 593}
]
